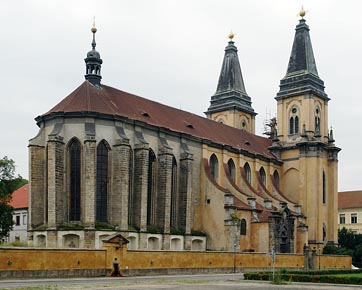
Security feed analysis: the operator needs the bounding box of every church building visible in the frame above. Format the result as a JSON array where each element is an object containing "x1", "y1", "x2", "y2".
[{"x1": 28, "y1": 12, "x2": 340, "y2": 253}]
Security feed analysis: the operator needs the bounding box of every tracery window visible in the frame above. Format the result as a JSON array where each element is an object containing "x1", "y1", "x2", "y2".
[
  {"x1": 170, "y1": 157, "x2": 178, "y2": 229},
  {"x1": 210, "y1": 154, "x2": 219, "y2": 180},
  {"x1": 228, "y1": 158, "x2": 236, "y2": 183},
  {"x1": 147, "y1": 149, "x2": 157, "y2": 226},
  {"x1": 128, "y1": 149, "x2": 134, "y2": 227},
  {"x1": 289, "y1": 107, "x2": 299, "y2": 135},
  {"x1": 69, "y1": 139, "x2": 81, "y2": 221},
  {"x1": 96, "y1": 141, "x2": 109, "y2": 223}
]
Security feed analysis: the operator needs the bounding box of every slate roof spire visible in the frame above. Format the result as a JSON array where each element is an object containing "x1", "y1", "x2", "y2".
[
  {"x1": 206, "y1": 33, "x2": 256, "y2": 116},
  {"x1": 84, "y1": 20, "x2": 103, "y2": 87},
  {"x1": 277, "y1": 13, "x2": 328, "y2": 100}
]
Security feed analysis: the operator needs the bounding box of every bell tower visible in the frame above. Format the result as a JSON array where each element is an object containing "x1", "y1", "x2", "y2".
[
  {"x1": 272, "y1": 8, "x2": 341, "y2": 251},
  {"x1": 206, "y1": 33, "x2": 256, "y2": 133},
  {"x1": 84, "y1": 21, "x2": 103, "y2": 87}
]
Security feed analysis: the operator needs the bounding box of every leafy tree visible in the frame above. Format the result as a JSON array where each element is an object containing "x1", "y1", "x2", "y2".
[{"x1": 0, "y1": 156, "x2": 27, "y2": 241}]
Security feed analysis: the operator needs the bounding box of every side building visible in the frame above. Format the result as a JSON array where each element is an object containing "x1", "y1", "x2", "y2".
[
  {"x1": 7, "y1": 184, "x2": 29, "y2": 244},
  {"x1": 28, "y1": 14, "x2": 340, "y2": 253},
  {"x1": 338, "y1": 191, "x2": 362, "y2": 234}
]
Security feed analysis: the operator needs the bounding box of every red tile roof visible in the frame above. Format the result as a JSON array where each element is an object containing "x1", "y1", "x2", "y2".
[
  {"x1": 38, "y1": 81, "x2": 276, "y2": 160},
  {"x1": 9, "y1": 184, "x2": 29, "y2": 209},
  {"x1": 339, "y1": 190, "x2": 362, "y2": 209}
]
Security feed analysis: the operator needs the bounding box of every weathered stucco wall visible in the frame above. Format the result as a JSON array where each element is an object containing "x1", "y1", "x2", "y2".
[
  {"x1": 0, "y1": 248, "x2": 106, "y2": 271},
  {"x1": 0, "y1": 246, "x2": 352, "y2": 279}
]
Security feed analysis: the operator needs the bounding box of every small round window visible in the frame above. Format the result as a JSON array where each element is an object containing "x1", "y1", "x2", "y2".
[{"x1": 292, "y1": 108, "x2": 297, "y2": 114}]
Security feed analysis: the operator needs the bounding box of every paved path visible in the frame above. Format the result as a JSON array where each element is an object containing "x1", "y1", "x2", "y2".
[{"x1": 1, "y1": 274, "x2": 362, "y2": 289}]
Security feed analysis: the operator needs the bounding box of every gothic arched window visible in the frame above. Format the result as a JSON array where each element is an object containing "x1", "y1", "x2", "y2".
[
  {"x1": 210, "y1": 154, "x2": 219, "y2": 180},
  {"x1": 322, "y1": 171, "x2": 326, "y2": 204},
  {"x1": 240, "y1": 219, "x2": 247, "y2": 235},
  {"x1": 315, "y1": 107, "x2": 321, "y2": 135},
  {"x1": 244, "y1": 162, "x2": 251, "y2": 184},
  {"x1": 241, "y1": 120, "x2": 247, "y2": 131},
  {"x1": 170, "y1": 157, "x2": 178, "y2": 229},
  {"x1": 259, "y1": 167, "x2": 266, "y2": 186},
  {"x1": 289, "y1": 107, "x2": 299, "y2": 134},
  {"x1": 128, "y1": 149, "x2": 134, "y2": 227},
  {"x1": 69, "y1": 139, "x2": 81, "y2": 221},
  {"x1": 273, "y1": 170, "x2": 280, "y2": 189},
  {"x1": 228, "y1": 158, "x2": 236, "y2": 183},
  {"x1": 147, "y1": 149, "x2": 157, "y2": 226},
  {"x1": 96, "y1": 141, "x2": 109, "y2": 223}
]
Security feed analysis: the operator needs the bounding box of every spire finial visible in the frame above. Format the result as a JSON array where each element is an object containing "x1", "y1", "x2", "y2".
[
  {"x1": 91, "y1": 17, "x2": 97, "y2": 50},
  {"x1": 228, "y1": 31, "x2": 235, "y2": 41},
  {"x1": 299, "y1": 5, "x2": 307, "y2": 19}
]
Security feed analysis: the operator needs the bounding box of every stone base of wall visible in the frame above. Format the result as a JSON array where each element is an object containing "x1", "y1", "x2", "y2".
[{"x1": 0, "y1": 269, "x2": 108, "y2": 280}]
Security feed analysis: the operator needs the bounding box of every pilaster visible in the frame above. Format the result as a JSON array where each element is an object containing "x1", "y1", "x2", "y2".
[
  {"x1": 157, "y1": 145, "x2": 173, "y2": 233},
  {"x1": 179, "y1": 149, "x2": 194, "y2": 235},
  {"x1": 28, "y1": 145, "x2": 46, "y2": 229},
  {"x1": 83, "y1": 137, "x2": 96, "y2": 228},
  {"x1": 133, "y1": 143, "x2": 149, "y2": 232},
  {"x1": 47, "y1": 136, "x2": 65, "y2": 229},
  {"x1": 112, "y1": 139, "x2": 131, "y2": 230}
]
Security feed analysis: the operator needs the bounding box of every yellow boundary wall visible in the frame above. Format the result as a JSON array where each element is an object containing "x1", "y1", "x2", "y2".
[{"x1": 0, "y1": 245, "x2": 352, "y2": 277}]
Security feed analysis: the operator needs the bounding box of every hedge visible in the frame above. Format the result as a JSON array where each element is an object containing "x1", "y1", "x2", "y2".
[{"x1": 244, "y1": 269, "x2": 362, "y2": 285}]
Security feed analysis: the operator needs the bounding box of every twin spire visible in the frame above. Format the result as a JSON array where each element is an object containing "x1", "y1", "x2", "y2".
[
  {"x1": 206, "y1": 33, "x2": 256, "y2": 117},
  {"x1": 83, "y1": 8, "x2": 325, "y2": 102},
  {"x1": 277, "y1": 8, "x2": 327, "y2": 100}
]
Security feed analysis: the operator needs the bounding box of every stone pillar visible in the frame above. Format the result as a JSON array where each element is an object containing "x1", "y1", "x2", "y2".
[
  {"x1": 157, "y1": 147, "x2": 173, "y2": 235},
  {"x1": 83, "y1": 138, "x2": 96, "y2": 229},
  {"x1": 28, "y1": 145, "x2": 46, "y2": 229},
  {"x1": 179, "y1": 152, "x2": 194, "y2": 237},
  {"x1": 311, "y1": 248, "x2": 317, "y2": 270},
  {"x1": 133, "y1": 144, "x2": 149, "y2": 233},
  {"x1": 112, "y1": 140, "x2": 131, "y2": 230},
  {"x1": 47, "y1": 136, "x2": 65, "y2": 229},
  {"x1": 304, "y1": 247, "x2": 310, "y2": 270}
]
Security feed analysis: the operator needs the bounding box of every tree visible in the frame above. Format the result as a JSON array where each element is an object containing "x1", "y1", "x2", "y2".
[{"x1": 0, "y1": 156, "x2": 27, "y2": 241}]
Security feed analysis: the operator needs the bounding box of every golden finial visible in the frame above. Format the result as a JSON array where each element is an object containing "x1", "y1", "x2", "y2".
[
  {"x1": 299, "y1": 5, "x2": 307, "y2": 19},
  {"x1": 91, "y1": 16, "x2": 97, "y2": 33},
  {"x1": 228, "y1": 31, "x2": 235, "y2": 41}
]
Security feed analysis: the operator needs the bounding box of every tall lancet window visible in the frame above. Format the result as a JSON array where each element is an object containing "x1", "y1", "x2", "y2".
[
  {"x1": 259, "y1": 167, "x2": 266, "y2": 186},
  {"x1": 69, "y1": 139, "x2": 81, "y2": 221},
  {"x1": 322, "y1": 171, "x2": 326, "y2": 204},
  {"x1": 273, "y1": 170, "x2": 280, "y2": 189},
  {"x1": 228, "y1": 158, "x2": 236, "y2": 183},
  {"x1": 128, "y1": 149, "x2": 134, "y2": 227},
  {"x1": 244, "y1": 162, "x2": 251, "y2": 184},
  {"x1": 315, "y1": 107, "x2": 321, "y2": 135},
  {"x1": 147, "y1": 149, "x2": 157, "y2": 226},
  {"x1": 96, "y1": 141, "x2": 109, "y2": 223},
  {"x1": 170, "y1": 157, "x2": 178, "y2": 229},
  {"x1": 289, "y1": 107, "x2": 299, "y2": 134},
  {"x1": 210, "y1": 154, "x2": 219, "y2": 180}
]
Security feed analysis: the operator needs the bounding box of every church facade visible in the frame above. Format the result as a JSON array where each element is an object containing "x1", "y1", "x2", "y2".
[{"x1": 28, "y1": 15, "x2": 340, "y2": 253}]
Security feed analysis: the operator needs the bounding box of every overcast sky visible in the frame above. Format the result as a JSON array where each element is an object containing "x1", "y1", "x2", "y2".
[{"x1": 0, "y1": 0, "x2": 361, "y2": 191}]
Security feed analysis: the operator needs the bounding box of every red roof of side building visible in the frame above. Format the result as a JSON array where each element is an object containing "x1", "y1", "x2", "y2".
[
  {"x1": 36, "y1": 81, "x2": 276, "y2": 160},
  {"x1": 338, "y1": 190, "x2": 362, "y2": 209},
  {"x1": 9, "y1": 184, "x2": 29, "y2": 209}
]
